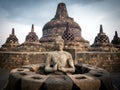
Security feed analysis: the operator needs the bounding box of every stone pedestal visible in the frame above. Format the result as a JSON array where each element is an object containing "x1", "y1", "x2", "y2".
[
  {"x1": 44, "y1": 75, "x2": 73, "y2": 90},
  {"x1": 5, "y1": 64, "x2": 115, "y2": 90}
]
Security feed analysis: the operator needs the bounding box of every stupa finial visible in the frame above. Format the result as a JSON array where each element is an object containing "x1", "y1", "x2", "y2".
[
  {"x1": 100, "y1": 24, "x2": 103, "y2": 33},
  {"x1": 12, "y1": 28, "x2": 15, "y2": 35},
  {"x1": 115, "y1": 31, "x2": 118, "y2": 37},
  {"x1": 31, "y1": 24, "x2": 34, "y2": 32},
  {"x1": 66, "y1": 22, "x2": 70, "y2": 31},
  {"x1": 54, "y1": 2, "x2": 68, "y2": 19}
]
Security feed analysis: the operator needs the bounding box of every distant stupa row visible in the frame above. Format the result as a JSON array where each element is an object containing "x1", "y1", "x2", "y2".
[
  {"x1": 0, "y1": 3, "x2": 120, "y2": 52},
  {"x1": 90, "y1": 25, "x2": 120, "y2": 51},
  {"x1": 0, "y1": 23, "x2": 120, "y2": 52}
]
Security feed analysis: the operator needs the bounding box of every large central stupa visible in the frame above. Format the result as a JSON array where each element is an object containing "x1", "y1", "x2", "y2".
[{"x1": 40, "y1": 3, "x2": 89, "y2": 51}]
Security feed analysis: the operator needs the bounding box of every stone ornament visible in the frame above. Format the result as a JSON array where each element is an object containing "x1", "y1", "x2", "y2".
[{"x1": 62, "y1": 22, "x2": 75, "y2": 41}]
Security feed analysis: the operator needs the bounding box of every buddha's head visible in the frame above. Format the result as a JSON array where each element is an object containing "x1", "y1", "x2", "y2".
[
  {"x1": 54, "y1": 36, "x2": 64, "y2": 51},
  {"x1": 55, "y1": 41, "x2": 64, "y2": 51}
]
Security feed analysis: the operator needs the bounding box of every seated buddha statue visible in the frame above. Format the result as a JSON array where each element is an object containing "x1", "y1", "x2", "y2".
[{"x1": 45, "y1": 40, "x2": 75, "y2": 74}]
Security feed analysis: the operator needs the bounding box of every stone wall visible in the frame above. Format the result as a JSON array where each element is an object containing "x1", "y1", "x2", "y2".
[
  {"x1": 0, "y1": 51, "x2": 120, "y2": 72},
  {"x1": 76, "y1": 52, "x2": 120, "y2": 72},
  {"x1": 0, "y1": 52, "x2": 47, "y2": 71}
]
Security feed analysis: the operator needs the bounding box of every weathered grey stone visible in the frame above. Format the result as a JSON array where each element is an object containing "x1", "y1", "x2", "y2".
[
  {"x1": 44, "y1": 40, "x2": 75, "y2": 74},
  {"x1": 0, "y1": 52, "x2": 48, "y2": 70},
  {"x1": 5, "y1": 63, "x2": 116, "y2": 90},
  {"x1": 86, "y1": 68, "x2": 115, "y2": 90},
  {"x1": 76, "y1": 52, "x2": 120, "y2": 72},
  {"x1": 21, "y1": 74, "x2": 49, "y2": 90},
  {"x1": 11, "y1": 68, "x2": 30, "y2": 73},
  {"x1": 5, "y1": 70, "x2": 35, "y2": 90},
  {"x1": 0, "y1": 51, "x2": 120, "y2": 72},
  {"x1": 43, "y1": 75, "x2": 73, "y2": 90},
  {"x1": 68, "y1": 74, "x2": 100, "y2": 90}
]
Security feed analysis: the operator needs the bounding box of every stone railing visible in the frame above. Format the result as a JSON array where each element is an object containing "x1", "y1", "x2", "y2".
[
  {"x1": 76, "y1": 52, "x2": 120, "y2": 72},
  {"x1": 0, "y1": 51, "x2": 120, "y2": 72}
]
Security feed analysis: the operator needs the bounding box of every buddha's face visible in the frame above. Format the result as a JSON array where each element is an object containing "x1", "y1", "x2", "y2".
[{"x1": 56, "y1": 42, "x2": 64, "y2": 51}]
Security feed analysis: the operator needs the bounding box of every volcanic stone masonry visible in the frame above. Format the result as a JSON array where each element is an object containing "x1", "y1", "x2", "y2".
[{"x1": 0, "y1": 2, "x2": 120, "y2": 72}]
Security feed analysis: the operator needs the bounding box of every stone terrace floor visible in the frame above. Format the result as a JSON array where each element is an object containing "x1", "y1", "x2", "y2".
[{"x1": 0, "y1": 68, "x2": 120, "y2": 90}]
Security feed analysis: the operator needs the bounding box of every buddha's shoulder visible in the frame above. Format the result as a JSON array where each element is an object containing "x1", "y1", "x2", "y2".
[
  {"x1": 61, "y1": 51, "x2": 71, "y2": 56},
  {"x1": 47, "y1": 51, "x2": 59, "y2": 55},
  {"x1": 47, "y1": 51, "x2": 71, "y2": 56}
]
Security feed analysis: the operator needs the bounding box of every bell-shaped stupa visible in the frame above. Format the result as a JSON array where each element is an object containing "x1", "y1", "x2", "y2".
[
  {"x1": 90, "y1": 25, "x2": 117, "y2": 52},
  {"x1": 16, "y1": 24, "x2": 45, "y2": 52},
  {"x1": 111, "y1": 31, "x2": 120, "y2": 49},
  {"x1": 0, "y1": 28, "x2": 19, "y2": 51},
  {"x1": 25, "y1": 24, "x2": 39, "y2": 43},
  {"x1": 92, "y1": 25, "x2": 110, "y2": 46},
  {"x1": 111, "y1": 31, "x2": 120, "y2": 45},
  {"x1": 40, "y1": 2, "x2": 89, "y2": 51}
]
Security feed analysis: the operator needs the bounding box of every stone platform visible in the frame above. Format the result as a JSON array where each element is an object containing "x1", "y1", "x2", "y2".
[
  {"x1": 4, "y1": 64, "x2": 115, "y2": 90},
  {"x1": 1, "y1": 68, "x2": 120, "y2": 90}
]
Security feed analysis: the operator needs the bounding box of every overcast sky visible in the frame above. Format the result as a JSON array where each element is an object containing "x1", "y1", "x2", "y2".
[{"x1": 0, "y1": 0, "x2": 120, "y2": 46}]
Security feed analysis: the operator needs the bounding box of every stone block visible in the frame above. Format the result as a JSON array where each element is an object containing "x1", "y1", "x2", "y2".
[
  {"x1": 43, "y1": 75, "x2": 73, "y2": 90},
  {"x1": 21, "y1": 74, "x2": 49, "y2": 90},
  {"x1": 5, "y1": 70, "x2": 35, "y2": 90},
  {"x1": 68, "y1": 74, "x2": 100, "y2": 90}
]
